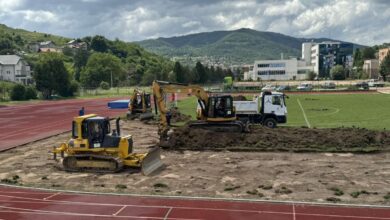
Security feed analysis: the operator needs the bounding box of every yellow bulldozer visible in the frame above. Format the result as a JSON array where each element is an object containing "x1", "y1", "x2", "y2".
[
  {"x1": 53, "y1": 114, "x2": 163, "y2": 175},
  {"x1": 127, "y1": 89, "x2": 154, "y2": 120}
]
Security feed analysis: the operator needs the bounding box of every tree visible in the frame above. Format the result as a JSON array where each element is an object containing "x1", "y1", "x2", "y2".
[
  {"x1": 100, "y1": 81, "x2": 110, "y2": 90},
  {"x1": 34, "y1": 53, "x2": 72, "y2": 99},
  {"x1": 80, "y1": 53, "x2": 125, "y2": 88},
  {"x1": 173, "y1": 61, "x2": 186, "y2": 83},
  {"x1": 195, "y1": 61, "x2": 206, "y2": 83},
  {"x1": 62, "y1": 47, "x2": 73, "y2": 56},
  {"x1": 361, "y1": 47, "x2": 376, "y2": 60},
  {"x1": 73, "y1": 49, "x2": 90, "y2": 81},
  {"x1": 353, "y1": 48, "x2": 363, "y2": 68},
  {"x1": 0, "y1": 38, "x2": 13, "y2": 54},
  {"x1": 90, "y1": 35, "x2": 108, "y2": 52},
  {"x1": 10, "y1": 84, "x2": 25, "y2": 100},
  {"x1": 380, "y1": 54, "x2": 390, "y2": 81},
  {"x1": 330, "y1": 65, "x2": 346, "y2": 80}
]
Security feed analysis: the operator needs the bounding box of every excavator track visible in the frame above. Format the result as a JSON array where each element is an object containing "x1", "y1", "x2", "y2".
[
  {"x1": 63, "y1": 154, "x2": 124, "y2": 173},
  {"x1": 188, "y1": 120, "x2": 246, "y2": 133}
]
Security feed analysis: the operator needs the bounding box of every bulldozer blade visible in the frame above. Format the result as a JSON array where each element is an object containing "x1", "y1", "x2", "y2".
[
  {"x1": 139, "y1": 112, "x2": 154, "y2": 121},
  {"x1": 141, "y1": 147, "x2": 163, "y2": 175}
]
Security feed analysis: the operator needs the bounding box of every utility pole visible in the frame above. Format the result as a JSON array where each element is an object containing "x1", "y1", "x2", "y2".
[{"x1": 110, "y1": 70, "x2": 113, "y2": 89}]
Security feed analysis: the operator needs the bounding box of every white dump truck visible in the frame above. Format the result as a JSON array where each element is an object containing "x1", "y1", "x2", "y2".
[{"x1": 233, "y1": 91, "x2": 287, "y2": 128}]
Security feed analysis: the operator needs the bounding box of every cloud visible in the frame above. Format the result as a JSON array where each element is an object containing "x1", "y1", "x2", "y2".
[
  {"x1": 0, "y1": 0, "x2": 388, "y2": 45},
  {"x1": 264, "y1": 0, "x2": 306, "y2": 16},
  {"x1": 21, "y1": 10, "x2": 58, "y2": 23},
  {"x1": 0, "y1": 0, "x2": 24, "y2": 11}
]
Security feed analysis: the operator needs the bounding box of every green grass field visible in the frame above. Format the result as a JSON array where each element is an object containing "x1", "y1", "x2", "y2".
[{"x1": 175, "y1": 93, "x2": 390, "y2": 130}]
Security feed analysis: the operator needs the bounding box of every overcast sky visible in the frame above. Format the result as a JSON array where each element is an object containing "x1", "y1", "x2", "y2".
[{"x1": 0, "y1": 0, "x2": 389, "y2": 45}]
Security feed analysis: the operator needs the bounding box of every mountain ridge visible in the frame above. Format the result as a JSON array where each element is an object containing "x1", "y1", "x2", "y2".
[{"x1": 136, "y1": 28, "x2": 363, "y2": 65}]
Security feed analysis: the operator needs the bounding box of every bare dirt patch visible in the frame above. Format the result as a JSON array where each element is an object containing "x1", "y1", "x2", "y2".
[{"x1": 0, "y1": 121, "x2": 389, "y2": 205}]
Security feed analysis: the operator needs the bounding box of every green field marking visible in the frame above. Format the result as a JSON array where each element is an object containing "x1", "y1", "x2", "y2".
[{"x1": 297, "y1": 98, "x2": 311, "y2": 128}]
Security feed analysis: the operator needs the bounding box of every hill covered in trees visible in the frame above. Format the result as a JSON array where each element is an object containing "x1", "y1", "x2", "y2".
[
  {"x1": 1, "y1": 24, "x2": 233, "y2": 100},
  {"x1": 137, "y1": 28, "x2": 363, "y2": 65}
]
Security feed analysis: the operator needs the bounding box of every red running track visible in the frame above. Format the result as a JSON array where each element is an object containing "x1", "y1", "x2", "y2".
[
  {"x1": 0, "y1": 185, "x2": 389, "y2": 220},
  {"x1": 0, "y1": 98, "x2": 125, "y2": 151}
]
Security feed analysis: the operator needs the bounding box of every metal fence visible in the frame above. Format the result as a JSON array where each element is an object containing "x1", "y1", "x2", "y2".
[{"x1": 77, "y1": 86, "x2": 149, "y2": 97}]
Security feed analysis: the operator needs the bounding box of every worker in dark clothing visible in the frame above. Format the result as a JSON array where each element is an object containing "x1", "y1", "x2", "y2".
[
  {"x1": 79, "y1": 107, "x2": 85, "y2": 116},
  {"x1": 216, "y1": 99, "x2": 226, "y2": 117},
  {"x1": 166, "y1": 111, "x2": 172, "y2": 126}
]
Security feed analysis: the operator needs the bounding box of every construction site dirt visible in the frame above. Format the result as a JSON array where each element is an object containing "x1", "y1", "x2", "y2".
[{"x1": 0, "y1": 120, "x2": 389, "y2": 205}]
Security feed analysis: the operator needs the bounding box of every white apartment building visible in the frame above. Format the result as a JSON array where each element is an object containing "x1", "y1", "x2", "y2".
[{"x1": 0, "y1": 55, "x2": 33, "y2": 85}]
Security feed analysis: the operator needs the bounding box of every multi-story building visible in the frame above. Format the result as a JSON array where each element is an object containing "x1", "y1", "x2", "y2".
[
  {"x1": 244, "y1": 41, "x2": 353, "y2": 81},
  {"x1": 307, "y1": 42, "x2": 354, "y2": 78},
  {"x1": 0, "y1": 55, "x2": 33, "y2": 85},
  {"x1": 379, "y1": 48, "x2": 390, "y2": 64},
  {"x1": 363, "y1": 59, "x2": 380, "y2": 79},
  {"x1": 246, "y1": 58, "x2": 313, "y2": 81}
]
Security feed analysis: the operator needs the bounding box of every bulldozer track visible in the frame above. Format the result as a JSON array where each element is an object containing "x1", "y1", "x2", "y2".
[{"x1": 63, "y1": 154, "x2": 123, "y2": 173}]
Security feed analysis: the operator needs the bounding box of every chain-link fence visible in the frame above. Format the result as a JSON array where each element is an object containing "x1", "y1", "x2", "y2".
[{"x1": 77, "y1": 86, "x2": 150, "y2": 97}]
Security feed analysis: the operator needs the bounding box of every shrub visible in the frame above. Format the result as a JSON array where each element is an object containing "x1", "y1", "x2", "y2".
[
  {"x1": 10, "y1": 84, "x2": 25, "y2": 100},
  {"x1": 24, "y1": 86, "x2": 37, "y2": 100},
  {"x1": 68, "y1": 80, "x2": 79, "y2": 96},
  {"x1": 100, "y1": 81, "x2": 110, "y2": 90}
]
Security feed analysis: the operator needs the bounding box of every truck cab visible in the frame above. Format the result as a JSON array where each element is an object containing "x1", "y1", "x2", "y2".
[{"x1": 233, "y1": 91, "x2": 287, "y2": 128}]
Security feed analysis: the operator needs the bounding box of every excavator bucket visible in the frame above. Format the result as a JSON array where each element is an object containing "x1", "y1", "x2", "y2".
[
  {"x1": 141, "y1": 147, "x2": 163, "y2": 175},
  {"x1": 139, "y1": 112, "x2": 154, "y2": 121}
]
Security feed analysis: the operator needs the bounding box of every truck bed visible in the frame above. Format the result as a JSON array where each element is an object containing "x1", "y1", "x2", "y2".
[{"x1": 233, "y1": 100, "x2": 259, "y2": 114}]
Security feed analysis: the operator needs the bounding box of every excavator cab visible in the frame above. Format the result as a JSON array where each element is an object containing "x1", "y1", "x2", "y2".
[
  {"x1": 127, "y1": 90, "x2": 153, "y2": 120},
  {"x1": 207, "y1": 96, "x2": 235, "y2": 118}
]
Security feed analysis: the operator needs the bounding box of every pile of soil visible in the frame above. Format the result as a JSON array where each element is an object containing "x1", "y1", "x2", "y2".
[
  {"x1": 163, "y1": 126, "x2": 390, "y2": 152},
  {"x1": 233, "y1": 95, "x2": 248, "y2": 101},
  {"x1": 169, "y1": 107, "x2": 192, "y2": 123}
]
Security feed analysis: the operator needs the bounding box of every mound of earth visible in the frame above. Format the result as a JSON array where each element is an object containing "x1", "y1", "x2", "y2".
[
  {"x1": 169, "y1": 107, "x2": 192, "y2": 123},
  {"x1": 162, "y1": 126, "x2": 390, "y2": 152},
  {"x1": 233, "y1": 95, "x2": 248, "y2": 101}
]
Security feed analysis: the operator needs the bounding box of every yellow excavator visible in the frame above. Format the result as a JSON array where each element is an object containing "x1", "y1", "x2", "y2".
[
  {"x1": 52, "y1": 114, "x2": 163, "y2": 175},
  {"x1": 152, "y1": 80, "x2": 248, "y2": 139},
  {"x1": 127, "y1": 89, "x2": 154, "y2": 120}
]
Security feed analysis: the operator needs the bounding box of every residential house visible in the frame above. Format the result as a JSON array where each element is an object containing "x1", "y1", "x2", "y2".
[
  {"x1": 28, "y1": 41, "x2": 56, "y2": 52},
  {"x1": 38, "y1": 48, "x2": 62, "y2": 53},
  {"x1": 0, "y1": 55, "x2": 33, "y2": 85},
  {"x1": 66, "y1": 40, "x2": 88, "y2": 50},
  {"x1": 40, "y1": 41, "x2": 55, "y2": 48}
]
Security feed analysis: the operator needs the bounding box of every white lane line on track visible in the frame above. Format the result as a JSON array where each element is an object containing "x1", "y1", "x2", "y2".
[
  {"x1": 297, "y1": 98, "x2": 311, "y2": 128},
  {"x1": 43, "y1": 192, "x2": 61, "y2": 200},
  {"x1": 1, "y1": 185, "x2": 390, "y2": 209},
  {"x1": 1, "y1": 205, "x2": 389, "y2": 220},
  {"x1": 113, "y1": 205, "x2": 127, "y2": 216},
  {"x1": 0, "y1": 197, "x2": 389, "y2": 220},
  {"x1": 293, "y1": 203, "x2": 296, "y2": 220},
  {"x1": 164, "y1": 207, "x2": 173, "y2": 220},
  {"x1": 0, "y1": 207, "x2": 201, "y2": 220},
  {"x1": 0, "y1": 187, "x2": 390, "y2": 209}
]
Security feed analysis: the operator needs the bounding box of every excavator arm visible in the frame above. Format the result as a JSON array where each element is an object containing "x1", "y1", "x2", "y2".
[{"x1": 152, "y1": 80, "x2": 210, "y2": 138}]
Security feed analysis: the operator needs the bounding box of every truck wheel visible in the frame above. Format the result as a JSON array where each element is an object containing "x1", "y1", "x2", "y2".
[{"x1": 263, "y1": 118, "x2": 277, "y2": 128}]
